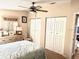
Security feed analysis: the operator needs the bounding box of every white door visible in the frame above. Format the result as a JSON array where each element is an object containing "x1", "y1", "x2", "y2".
[
  {"x1": 30, "y1": 18, "x2": 41, "y2": 46},
  {"x1": 45, "y1": 17, "x2": 66, "y2": 55},
  {"x1": 45, "y1": 18, "x2": 55, "y2": 50}
]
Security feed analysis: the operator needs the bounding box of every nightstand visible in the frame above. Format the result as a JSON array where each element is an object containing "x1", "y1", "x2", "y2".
[{"x1": 15, "y1": 35, "x2": 24, "y2": 41}]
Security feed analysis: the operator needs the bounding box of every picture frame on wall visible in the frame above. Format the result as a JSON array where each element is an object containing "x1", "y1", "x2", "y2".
[{"x1": 22, "y1": 16, "x2": 27, "y2": 23}]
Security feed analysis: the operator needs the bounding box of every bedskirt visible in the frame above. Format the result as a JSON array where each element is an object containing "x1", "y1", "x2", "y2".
[{"x1": 0, "y1": 40, "x2": 46, "y2": 59}]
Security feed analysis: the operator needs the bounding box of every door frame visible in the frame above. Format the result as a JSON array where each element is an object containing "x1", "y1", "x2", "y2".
[{"x1": 72, "y1": 14, "x2": 79, "y2": 57}]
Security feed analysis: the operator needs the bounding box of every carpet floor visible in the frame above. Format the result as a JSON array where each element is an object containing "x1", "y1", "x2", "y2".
[
  {"x1": 45, "y1": 49, "x2": 65, "y2": 59},
  {"x1": 72, "y1": 48, "x2": 79, "y2": 59}
]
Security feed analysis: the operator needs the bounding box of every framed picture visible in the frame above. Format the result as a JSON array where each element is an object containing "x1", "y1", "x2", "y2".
[{"x1": 22, "y1": 16, "x2": 27, "y2": 23}]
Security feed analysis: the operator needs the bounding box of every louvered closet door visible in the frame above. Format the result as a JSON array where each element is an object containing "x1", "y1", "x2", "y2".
[
  {"x1": 45, "y1": 17, "x2": 66, "y2": 55},
  {"x1": 30, "y1": 18, "x2": 41, "y2": 46},
  {"x1": 45, "y1": 18, "x2": 55, "y2": 50}
]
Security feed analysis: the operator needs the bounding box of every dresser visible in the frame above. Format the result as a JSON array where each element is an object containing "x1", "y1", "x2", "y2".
[{"x1": 0, "y1": 35, "x2": 24, "y2": 44}]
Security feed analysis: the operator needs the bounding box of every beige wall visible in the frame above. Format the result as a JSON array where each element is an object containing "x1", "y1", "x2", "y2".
[
  {"x1": 0, "y1": 1, "x2": 79, "y2": 59},
  {"x1": 29, "y1": 0, "x2": 79, "y2": 59},
  {"x1": 28, "y1": 0, "x2": 79, "y2": 59},
  {"x1": 0, "y1": 10, "x2": 28, "y2": 38},
  {"x1": 28, "y1": 3, "x2": 72, "y2": 59},
  {"x1": 1, "y1": 2, "x2": 79, "y2": 59},
  {"x1": 0, "y1": 3, "x2": 79, "y2": 59}
]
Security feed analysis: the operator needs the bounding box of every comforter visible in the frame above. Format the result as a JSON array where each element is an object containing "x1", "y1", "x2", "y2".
[{"x1": 0, "y1": 40, "x2": 45, "y2": 59}]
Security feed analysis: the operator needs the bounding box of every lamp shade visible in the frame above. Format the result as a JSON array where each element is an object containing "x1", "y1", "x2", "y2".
[{"x1": 16, "y1": 26, "x2": 22, "y2": 31}]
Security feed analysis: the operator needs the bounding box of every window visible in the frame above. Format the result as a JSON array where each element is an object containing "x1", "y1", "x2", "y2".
[
  {"x1": 0, "y1": 17, "x2": 18, "y2": 37},
  {"x1": 30, "y1": 18, "x2": 41, "y2": 46}
]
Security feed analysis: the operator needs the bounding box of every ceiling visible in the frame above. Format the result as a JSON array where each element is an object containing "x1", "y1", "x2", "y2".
[{"x1": 0, "y1": 0, "x2": 71, "y2": 11}]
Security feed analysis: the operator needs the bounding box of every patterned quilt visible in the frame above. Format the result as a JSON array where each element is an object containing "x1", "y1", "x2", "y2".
[{"x1": 0, "y1": 40, "x2": 46, "y2": 59}]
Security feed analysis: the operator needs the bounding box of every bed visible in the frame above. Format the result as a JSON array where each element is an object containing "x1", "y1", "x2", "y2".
[{"x1": 0, "y1": 40, "x2": 45, "y2": 59}]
